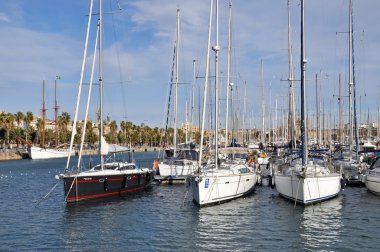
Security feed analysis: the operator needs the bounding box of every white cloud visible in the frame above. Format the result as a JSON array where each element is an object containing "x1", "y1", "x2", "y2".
[
  {"x1": 1, "y1": 0, "x2": 380, "y2": 128},
  {"x1": 0, "y1": 13, "x2": 11, "y2": 23}
]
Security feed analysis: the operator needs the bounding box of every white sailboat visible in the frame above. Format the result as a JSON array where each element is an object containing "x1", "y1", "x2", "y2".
[
  {"x1": 190, "y1": 0, "x2": 256, "y2": 207},
  {"x1": 362, "y1": 157, "x2": 380, "y2": 195},
  {"x1": 155, "y1": 9, "x2": 198, "y2": 180},
  {"x1": 28, "y1": 78, "x2": 71, "y2": 159},
  {"x1": 274, "y1": 0, "x2": 341, "y2": 205}
]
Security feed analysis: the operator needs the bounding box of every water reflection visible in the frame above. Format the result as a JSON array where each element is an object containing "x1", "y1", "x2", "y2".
[
  {"x1": 299, "y1": 196, "x2": 344, "y2": 250},
  {"x1": 194, "y1": 194, "x2": 259, "y2": 251}
]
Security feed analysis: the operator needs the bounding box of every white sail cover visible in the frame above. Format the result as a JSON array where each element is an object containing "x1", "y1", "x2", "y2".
[
  {"x1": 100, "y1": 136, "x2": 129, "y2": 155},
  {"x1": 108, "y1": 144, "x2": 129, "y2": 153},
  {"x1": 100, "y1": 136, "x2": 109, "y2": 155}
]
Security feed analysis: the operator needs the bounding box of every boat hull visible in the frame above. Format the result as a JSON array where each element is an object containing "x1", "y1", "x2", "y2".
[
  {"x1": 190, "y1": 172, "x2": 256, "y2": 207},
  {"x1": 61, "y1": 170, "x2": 154, "y2": 202},
  {"x1": 365, "y1": 172, "x2": 380, "y2": 195},
  {"x1": 157, "y1": 161, "x2": 197, "y2": 177},
  {"x1": 28, "y1": 146, "x2": 72, "y2": 159},
  {"x1": 274, "y1": 173, "x2": 341, "y2": 204}
]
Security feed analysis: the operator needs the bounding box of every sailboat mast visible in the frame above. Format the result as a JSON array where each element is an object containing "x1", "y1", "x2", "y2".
[
  {"x1": 173, "y1": 8, "x2": 180, "y2": 156},
  {"x1": 65, "y1": 0, "x2": 94, "y2": 172},
  {"x1": 351, "y1": 0, "x2": 359, "y2": 161},
  {"x1": 225, "y1": 0, "x2": 232, "y2": 148},
  {"x1": 191, "y1": 59, "x2": 196, "y2": 142},
  {"x1": 348, "y1": 0, "x2": 353, "y2": 154},
  {"x1": 300, "y1": 0, "x2": 308, "y2": 166},
  {"x1": 339, "y1": 74, "x2": 343, "y2": 143},
  {"x1": 99, "y1": 0, "x2": 104, "y2": 169},
  {"x1": 261, "y1": 59, "x2": 265, "y2": 144},
  {"x1": 315, "y1": 74, "x2": 319, "y2": 145},
  {"x1": 54, "y1": 77, "x2": 59, "y2": 146},
  {"x1": 287, "y1": 0, "x2": 296, "y2": 148},
  {"x1": 42, "y1": 80, "x2": 46, "y2": 148},
  {"x1": 213, "y1": 0, "x2": 220, "y2": 169},
  {"x1": 243, "y1": 81, "x2": 247, "y2": 145},
  {"x1": 198, "y1": 0, "x2": 213, "y2": 168}
]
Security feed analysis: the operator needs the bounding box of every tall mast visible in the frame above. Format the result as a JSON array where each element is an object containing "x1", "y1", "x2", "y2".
[
  {"x1": 191, "y1": 59, "x2": 196, "y2": 142},
  {"x1": 65, "y1": 0, "x2": 94, "y2": 173},
  {"x1": 351, "y1": 0, "x2": 359, "y2": 161},
  {"x1": 198, "y1": 0, "x2": 213, "y2": 168},
  {"x1": 287, "y1": 0, "x2": 296, "y2": 148},
  {"x1": 339, "y1": 74, "x2": 343, "y2": 143},
  {"x1": 243, "y1": 81, "x2": 247, "y2": 145},
  {"x1": 261, "y1": 59, "x2": 265, "y2": 144},
  {"x1": 185, "y1": 100, "x2": 188, "y2": 143},
  {"x1": 300, "y1": 0, "x2": 308, "y2": 166},
  {"x1": 213, "y1": 0, "x2": 220, "y2": 169},
  {"x1": 348, "y1": 0, "x2": 353, "y2": 154},
  {"x1": 99, "y1": 0, "x2": 104, "y2": 169},
  {"x1": 378, "y1": 86, "x2": 380, "y2": 140},
  {"x1": 173, "y1": 8, "x2": 180, "y2": 156},
  {"x1": 42, "y1": 79, "x2": 46, "y2": 148},
  {"x1": 225, "y1": 0, "x2": 232, "y2": 148},
  {"x1": 54, "y1": 76, "x2": 59, "y2": 146},
  {"x1": 315, "y1": 73, "x2": 320, "y2": 145}
]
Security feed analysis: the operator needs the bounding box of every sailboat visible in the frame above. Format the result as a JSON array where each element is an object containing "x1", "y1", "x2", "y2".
[
  {"x1": 362, "y1": 156, "x2": 380, "y2": 194},
  {"x1": 189, "y1": 0, "x2": 256, "y2": 207},
  {"x1": 57, "y1": 0, "x2": 153, "y2": 203},
  {"x1": 28, "y1": 78, "x2": 71, "y2": 159},
  {"x1": 332, "y1": 0, "x2": 369, "y2": 185},
  {"x1": 156, "y1": 9, "x2": 198, "y2": 181},
  {"x1": 274, "y1": 0, "x2": 341, "y2": 204}
]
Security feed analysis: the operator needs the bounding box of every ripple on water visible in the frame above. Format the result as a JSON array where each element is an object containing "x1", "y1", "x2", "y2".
[{"x1": 1, "y1": 157, "x2": 380, "y2": 251}]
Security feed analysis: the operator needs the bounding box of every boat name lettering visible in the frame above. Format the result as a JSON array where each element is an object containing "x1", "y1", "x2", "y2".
[{"x1": 205, "y1": 178, "x2": 209, "y2": 188}]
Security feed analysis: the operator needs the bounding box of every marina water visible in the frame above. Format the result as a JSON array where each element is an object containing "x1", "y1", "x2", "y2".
[{"x1": 1, "y1": 152, "x2": 380, "y2": 251}]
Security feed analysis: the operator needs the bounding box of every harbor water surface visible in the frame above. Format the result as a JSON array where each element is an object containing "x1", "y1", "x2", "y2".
[{"x1": 1, "y1": 152, "x2": 380, "y2": 251}]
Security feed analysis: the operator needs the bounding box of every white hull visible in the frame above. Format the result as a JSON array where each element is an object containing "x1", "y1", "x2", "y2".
[
  {"x1": 29, "y1": 146, "x2": 72, "y2": 159},
  {"x1": 158, "y1": 160, "x2": 197, "y2": 177},
  {"x1": 274, "y1": 173, "x2": 341, "y2": 204},
  {"x1": 190, "y1": 164, "x2": 256, "y2": 206},
  {"x1": 364, "y1": 170, "x2": 380, "y2": 195}
]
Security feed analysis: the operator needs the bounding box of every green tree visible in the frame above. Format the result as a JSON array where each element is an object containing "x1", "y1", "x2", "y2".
[
  {"x1": 15, "y1": 111, "x2": 24, "y2": 128},
  {"x1": 58, "y1": 112, "x2": 71, "y2": 143},
  {"x1": 24, "y1": 111, "x2": 34, "y2": 144}
]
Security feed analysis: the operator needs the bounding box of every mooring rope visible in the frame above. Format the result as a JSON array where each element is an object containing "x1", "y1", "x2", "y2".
[{"x1": 34, "y1": 181, "x2": 60, "y2": 207}]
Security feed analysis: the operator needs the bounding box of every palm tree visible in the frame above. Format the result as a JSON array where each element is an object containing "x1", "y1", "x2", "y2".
[
  {"x1": 59, "y1": 112, "x2": 71, "y2": 130},
  {"x1": 105, "y1": 120, "x2": 118, "y2": 144},
  {"x1": 85, "y1": 121, "x2": 97, "y2": 147},
  {"x1": 10, "y1": 127, "x2": 24, "y2": 147},
  {"x1": 58, "y1": 112, "x2": 71, "y2": 143},
  {"x1": 15, "y1": 111, "x2": 24, "y2": 128},
  {"x1": 0, "y1": 112, "x2": 6, "y2": 145},
  {"x1": 4, "y1": 113, "x2": 15, "y2": 146},
  {"x1": 24, "y1": 111, "x2": 34, "y2": 144},
  {"x1": 36, "y1": 118, "x2": 44, "y2": 146}
]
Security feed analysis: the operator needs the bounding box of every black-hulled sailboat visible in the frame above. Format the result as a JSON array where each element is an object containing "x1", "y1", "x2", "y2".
[{"x1": 57, "y1": 0, "x2": 153, "y2": 203}]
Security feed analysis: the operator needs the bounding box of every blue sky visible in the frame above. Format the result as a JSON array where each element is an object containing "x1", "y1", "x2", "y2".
[{"x1": 0, "y1": 0, "x2": 379, "y2": 129}]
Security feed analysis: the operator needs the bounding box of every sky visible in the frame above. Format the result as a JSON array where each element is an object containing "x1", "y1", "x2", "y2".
[{"x1": 0, "y1": 0, "x2": 379, "y2": 129}]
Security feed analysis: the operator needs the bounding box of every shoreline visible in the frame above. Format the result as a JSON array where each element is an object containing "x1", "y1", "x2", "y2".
[{"x1": 0, "y1": 146, "x2": 159, "y2": 161}]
